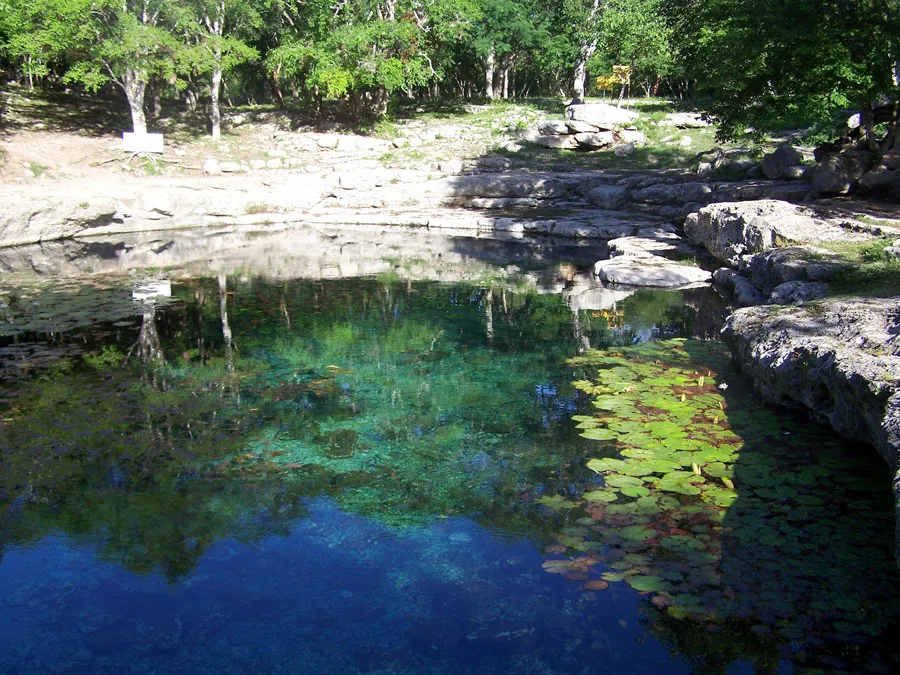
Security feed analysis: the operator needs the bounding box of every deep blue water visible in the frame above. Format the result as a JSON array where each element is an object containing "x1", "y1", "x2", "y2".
[{"x1": 0, "y1": 257, "x2": 897, "y2": 674}]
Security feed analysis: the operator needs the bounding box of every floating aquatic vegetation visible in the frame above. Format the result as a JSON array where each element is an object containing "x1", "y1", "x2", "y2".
[{"x1": 544, "y1": 339, "x2": 900, "y2": 669}]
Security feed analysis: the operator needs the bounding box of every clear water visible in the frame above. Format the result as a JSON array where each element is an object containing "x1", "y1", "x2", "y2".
[{"x1": 0, "y1": 239, "x2": 898, "y2": 674}]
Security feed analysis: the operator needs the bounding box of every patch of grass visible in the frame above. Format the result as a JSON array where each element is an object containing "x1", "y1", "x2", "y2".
[
  {"x1": 815, "y1": 236, "x2": 900, "y2": 297},
  {"x1": 27, "y1": 161, "x2": 49, "y2": 177},
  {"x1": 854, "y1": 215, "x2": 900, "y2": 230},
  {"x1": 830, "y1": 258, "x2": 900, "y2": 297},
  {"x1": 244, "y1": 202, "x2": 275, "y2": 215},
  {"x1": 817, "y1": 236, "x2": 896, "y2": 263}
]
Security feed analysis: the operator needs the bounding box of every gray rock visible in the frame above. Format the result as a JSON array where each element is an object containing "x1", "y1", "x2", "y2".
[
  {"x1": 607, "y1": 230, "x2": 691, "y2": 258},
  {"x1": 761, "y1": 144, "x2": 801, "y2": 179},
  {"x1": 566, "y1": 102, "x2": 638, "y2": 129},
  {"x1": 631, "y1": 182, "x2": 712, "y2": 205},
  {"x1": 712, "y1": 267, "x2": 766, "y2": 306},
  {"x1": 202, "y1": 158, "x2": 220, "y2": 175},
  {"x1": 249, "y1": 159, "x2": 266, "y2": 170},
  {"x1": 768, "y1": 280, "x2": 830, "y2": 305},
  {"x1": 533, "y1": 135, "x2": 579, "y2": 149},
  {"x1": 0, "y1": 198, "x2": 120, "y2": 247},
  {"x1": 660, "y1": 112, "x2": 709, "y2": 128},
  {"x1": 722, "y1": 297, "x2": 900, "y2": 564},
  {"x1": 812, "y1": 150, "x2": 876, "y2": 196},
  {"x1": 614, "y1": 143, "x2": 636, "y2": 157},
  {"x1": 860, "y1": 163, "x2": 900, "y2": 196},
  {"x1": 619, "y1": 128, "x2": 646, "y2": 145},
  {"x1": 574, "y1": 131, "x2": 615, "y2": 149},
  {"x1": 449, "y1": 174, "x2": 566, "y2": 199},
  {"x1": 743, "y1": 246, "x2": 851, "y2": 294},
  {"x1": 566, "y1": 120, "x2": 599, "y2": 134},
  {"x1": 316, "y1": 135, "x2": 340, "y2": 149},
  {"x1": 438, "y1": 159, "x2": 465, "y2": 174},
  {"x1": 782, "y1": 165, "x2": 808, "y2": 180},
  {"x1": 683, "y1": 200, "x2": 868, "y2": 266},
  {"x1": 584, "y1": 185, "x2": 628, "y2": 210},
  {"x1": 536, "y1": 120, "x2": 570, "y2": 135},
  {"x1": 887, "y1": 240, "x2": 900, "y2": 260},
  {"x1": 593, "y1": 257, "x2": 711, "y2": 287},
  {"x1": 217, "y1": 161, "x2": 243, "y2": 173}
]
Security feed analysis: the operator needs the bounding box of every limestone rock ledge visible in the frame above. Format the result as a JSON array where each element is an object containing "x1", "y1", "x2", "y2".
[{"x1": 723, "y1": 297, "x2": 900, "y2": 562}]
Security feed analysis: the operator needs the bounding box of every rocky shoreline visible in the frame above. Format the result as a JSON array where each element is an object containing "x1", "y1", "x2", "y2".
[{"x1": 2, "y1": 163, "x2": 899, "y2": 561}]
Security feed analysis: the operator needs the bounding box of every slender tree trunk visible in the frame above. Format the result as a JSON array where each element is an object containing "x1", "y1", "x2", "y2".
[
  {"x1": 148, "y1": 80, "x2": 162, "y2": 119},
  {"x1": 123, "y1": 69, "x2": 148, "y2": 135},
  {"x1": 572, "y1": 41, "x2": 597, "y2": 103},
  {"x1": 211, "y1": 64, "x2": 223, "y2": 140},
  {"x1": 485, "y1": 45, "x2": 496, "y2": 100},
  {"x1": 25, "y1": 56, "x2": 33, "y2": 90},
  {"x1": 218, "y1": 274, "x2": 234, "y2": 372},
  {"x1": 185, "y1": 85, "x2": 199, "y2": 113}
]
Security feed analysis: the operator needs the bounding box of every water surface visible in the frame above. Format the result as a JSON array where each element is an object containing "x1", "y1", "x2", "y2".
[{"x1": 0, "y1": 231, "x2": 897, "y2": 674}]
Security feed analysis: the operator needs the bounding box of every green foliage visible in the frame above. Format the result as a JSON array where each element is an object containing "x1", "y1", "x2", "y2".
[{"x1": 665, "y1": 0, "x2": 900, "y2": 138}]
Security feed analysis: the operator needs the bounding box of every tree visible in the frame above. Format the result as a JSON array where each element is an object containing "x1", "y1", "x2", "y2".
[
  {"x1": 666, "y1": 0, "x2": 900, "y2": 142},
  {"x1": 472, "y1": 0, "x2": 546, "y2": 100},
  {"x1": 181, "y1": 0, "x2": 262, "y2": 140},
  {"x1": 600, "y1": 0, "x2": 675, "y2": 97},
  {"x1": 61, "y1": 0, "x2": 185, "y2": 134},
  {"x1": 267, "y1": 1, "x2": 437, "y2": 118},
  {"x1": 557, "y1": 0, "x2": 604, "y2": 103},
  {"x1": 0, "y1": 0, "x2": 89, "y2": 89}
]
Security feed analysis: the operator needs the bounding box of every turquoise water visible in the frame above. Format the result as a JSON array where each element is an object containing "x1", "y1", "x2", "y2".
[{"x1": 0, "y1": 267, "x2": 898, "y2": 674}]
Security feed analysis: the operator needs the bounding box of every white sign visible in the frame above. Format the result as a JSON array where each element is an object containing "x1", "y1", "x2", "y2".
[{"x1": 123, "y1": 132, "x2": 164, "y2": 154}]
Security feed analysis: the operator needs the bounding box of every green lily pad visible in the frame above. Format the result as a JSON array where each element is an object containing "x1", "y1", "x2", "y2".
[
  {"x1": 583, "y1": 489, "x2": 618, "y2": 503},
  {"x1": 627, "y1": 575, "x2": 669, "y2": 592},
  {"x1": 580, "y1": 427, "x2": 619, "y2": 441},
  {"x1": 620, "y1": 525, "x2": 656, "y2": 541}
]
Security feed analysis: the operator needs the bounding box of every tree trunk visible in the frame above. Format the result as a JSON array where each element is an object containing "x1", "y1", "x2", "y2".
[
  {"x1": 211, "y1": 64, "x2": 223, "y2": 140},
  {"x1": 148, "y1": 80, "x2": 162, "y2": 119},
  {"x1": 185, "y1": 85, "x2": 199, "y2": 114},
  {"x1": 572, "y1": 41, "x2": 597, "y2": 103},
  {"x1": 123, "y1": 69, "x2": 148, "y2": 135},
  {"x1": 218, "y1": 275, "x2": 234, "y2": 373},
  {"x1": 485, "y1": 45, "x2": 496, "y2": 100}
]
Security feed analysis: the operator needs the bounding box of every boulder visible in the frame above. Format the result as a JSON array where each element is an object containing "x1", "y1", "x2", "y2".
[
  {"x1": 536, "y1": 120, "x2": 570, "y2": 135},
  {"x1": 631, "y1": 182, "x2": 712, "y2": 205},
  {"x1": 566, "y1": 120, "x2": 599, "y2": 134},
  {"x1": 660, "y1": 112, "x2": 709, "y2": 128},
  {"x1": 812, "y1": 150, "x2": 877, "y2": 196},
  {"x1": 619, "y1": 129, "x2": 646, "y2": 145},
  {"x1": 202, "y1": 158, "x2": 220, "y2": 175},
  {"x1": 742, "y1": 246, "x2": 854, "y2": 294},
  {"x1": 683, "y1": 200, "x2": 868, "y2": 266},
  {"x1": 0, "y1": 198, "x2": 120, "y2": 247},
  {"x1": 593, "y1": 256, "x2": 711, "y2": 287},
  {"x1": 614, "y1": 143, "x2": 635, "y2": 157},
  {"x1": 566, "y1": 102, "x2": 638, "y2": 130},
  {"x1": 607, "y1": 230, "x2": 694, "y2": 258},
  {"x1": 583, "y1": 185, "x2": 628, "y2": 210},
  {"x1": 761, "y1": 144, "x2": 802, "y2": 180},
  {"x1": 448, "y1": 174, "x2": 567, "y2": 199},
  {"x1": 574, "y1": 131, "x2": 615, "y2": 149},
  {"x1": 533, "y1": 135, "x2": 579, "y2": 149},
  {"x1": 768, "y1": 280, "x2": 830, "y2": 305},
  {"x1": 712, "y1": 268, "x2": 766, "y2": 307},
  {"x1": 723, "y1": 297, "x2": 900, "y2": 564},
  {"x1": 859, "y1": 161, "x2": 900, "y2": 196}
]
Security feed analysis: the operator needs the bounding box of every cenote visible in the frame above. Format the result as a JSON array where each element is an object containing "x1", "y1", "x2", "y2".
[{"x1": 0, "y1": 228, "x2": 898, "y2": 674}]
